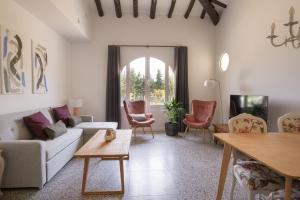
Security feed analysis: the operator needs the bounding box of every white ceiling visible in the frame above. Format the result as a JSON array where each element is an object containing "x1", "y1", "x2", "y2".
[{"x1": 87, "y1": 0, "x2": 229, "y2": 18}]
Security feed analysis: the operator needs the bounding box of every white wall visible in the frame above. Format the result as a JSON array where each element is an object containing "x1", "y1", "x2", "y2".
[
  {"x1": 216, "y1": 0, "x2": 300, "y2": 130},
  {"x1": 71, "y1": 15, "x2": 217, "y2": 130},
  {"x1": 0, "y1": 0, "x2": 72, "y2": 115}
]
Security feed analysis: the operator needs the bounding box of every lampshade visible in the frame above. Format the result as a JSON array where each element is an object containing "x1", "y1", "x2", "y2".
[
  {"x1": 204, "y1": 79, "x2": 219, "y2": 87},
  {"x1": 69, "y1": 99, "x2": 82, "y2": 108}
]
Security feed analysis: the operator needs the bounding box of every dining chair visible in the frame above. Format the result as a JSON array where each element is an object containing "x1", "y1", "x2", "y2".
[
  {"x1": 278, "y1": 113, "x2": 300, "y2": 133},
  {"x1": 229, "y1": 113, "x2": 284, "y2": 200},
  {"x1": 123, "y1": 100, "x2": 155, "y2": 138},
  {"x1": 182, "y1": 100, "x2": 216, "y2": 140}
]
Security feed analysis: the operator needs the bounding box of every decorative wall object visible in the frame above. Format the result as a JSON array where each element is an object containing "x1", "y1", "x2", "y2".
[
  {"x1": 0, "y1": 26, "x2": 26, "y2": 94},
  {"x1": 267, "y1": 6, "x2": 300, "y2": 49},
  {"x1": 32, "y1": 40, "x2": 48, "y2": 94}
]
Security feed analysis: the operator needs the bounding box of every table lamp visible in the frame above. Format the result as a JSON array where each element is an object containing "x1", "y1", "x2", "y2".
[{"x1": 69, "y1": 99, "x2": 83, "y2": 117}]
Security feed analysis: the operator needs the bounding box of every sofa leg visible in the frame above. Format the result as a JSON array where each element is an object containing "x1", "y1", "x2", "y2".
[{"x1": 142, "y1": 127, "x2": 145, "y2": 134}]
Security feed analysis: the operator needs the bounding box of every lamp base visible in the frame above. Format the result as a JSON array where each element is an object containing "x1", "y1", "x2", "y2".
[{"x1": 73, "y1": 107, "x2": 81, "y2": 117}]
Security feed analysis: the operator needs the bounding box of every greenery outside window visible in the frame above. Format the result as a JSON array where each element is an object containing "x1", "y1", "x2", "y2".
[{"x1": 121, "y1": 57, "x2": 175, "y2": 105}]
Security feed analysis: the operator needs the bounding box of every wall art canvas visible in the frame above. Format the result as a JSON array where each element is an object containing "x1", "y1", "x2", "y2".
[
  {"x1": 0, "y1": 26, "x2": 26, "y2": 94},
  {"x1": 32, "y1": 40, "x2": 48, "y2": 94}
]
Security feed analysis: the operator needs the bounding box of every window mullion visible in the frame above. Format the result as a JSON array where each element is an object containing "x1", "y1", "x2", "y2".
[
  {"x1": 145, "y1": 57, "x2": 150, "y2": 107},
  {"x1": 126, "y1": 65, "x2": 130, "y2": 100}
]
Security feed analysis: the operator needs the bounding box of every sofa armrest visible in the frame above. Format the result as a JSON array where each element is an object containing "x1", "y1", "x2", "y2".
[
  {"x1": 0, "y1": 140, "x2": 46, "y2": 188},
  {"x1": 80, "y1": 115, "x2": 94, "y2": 122}
]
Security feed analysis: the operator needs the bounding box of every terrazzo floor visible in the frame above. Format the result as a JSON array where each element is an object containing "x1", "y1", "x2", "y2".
[{"x1": 2, "y1": 133, "x2": 247, "y2": 200}]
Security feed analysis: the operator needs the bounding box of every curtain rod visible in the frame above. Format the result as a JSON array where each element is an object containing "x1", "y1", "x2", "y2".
[{"x1": 115, "y1": 45, "x2": 181, "y2": 48}]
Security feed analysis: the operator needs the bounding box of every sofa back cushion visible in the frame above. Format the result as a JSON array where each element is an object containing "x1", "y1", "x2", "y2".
[
  {"x1": 52, "y1": 105, "x2": 71, "y2": 126},
  {"x1": 0, "y1": 108, "x2": 54, "y2": 140}
]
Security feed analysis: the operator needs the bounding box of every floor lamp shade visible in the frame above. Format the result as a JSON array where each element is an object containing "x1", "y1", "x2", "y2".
[{"x1": 69, "y1": 99, "x2": 83, "y2": 116}]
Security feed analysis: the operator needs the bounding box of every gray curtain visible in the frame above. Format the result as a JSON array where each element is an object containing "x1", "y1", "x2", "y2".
[
  {"x1": 175, "y1": 46, "x2": 189, "y2": 132},
  {"x1": 105, "y1": 45, "x2": 121, "y2": 128}
]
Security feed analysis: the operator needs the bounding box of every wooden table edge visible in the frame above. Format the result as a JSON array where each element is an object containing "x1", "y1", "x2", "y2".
[{"x1": 214, "y1": 133, "x2": 300, "y2": 178}]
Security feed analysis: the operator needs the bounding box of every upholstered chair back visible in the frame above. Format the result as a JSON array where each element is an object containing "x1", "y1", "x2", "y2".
[
  {"x1": 127, "y1": 100, "x2": 146, "y2": 114},
  {"x1": 192, "y1": 100, "x2": 216, "y2": 123},
  {"x1": 278, "y1": 113, "x2": 300, "y2": 133},
  {"x1": 228, "y1": 113, "x2": 267, "y2": 133}
]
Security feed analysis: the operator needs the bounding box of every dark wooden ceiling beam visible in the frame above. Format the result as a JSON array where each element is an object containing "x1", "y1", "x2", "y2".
[
  {"x1": 114, "y1": 0, "x2": 122, "y2": 18},
  {"x1": 150, "y1": 0, "x2": 157, "y2": 19},
  {"x1": 198, "y1": 0, "x2": 219, "y2": 25},
  {"x1": 168, "y1": 0, "x2": 176, "y2": 18},
  {"x1": 184, "y1": 0, "x2": 195, "y2": 19},
  {"x1": 211, "y1": 0, "x2": 227, "y2": 8},
  {"x1": 94, "y1": 0, "x2": 104, "y2": 17},
  {"x1": 200, "y1": 9, "x2": 206, "y2": 19},
  {"x1": 133, "y1": 0, "x2": 138, "y2": 18}
]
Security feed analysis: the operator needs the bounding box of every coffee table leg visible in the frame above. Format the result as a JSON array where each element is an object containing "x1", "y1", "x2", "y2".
[
  {"x1": 81, "y1": 157, "x2": 90, "y2": 195},
  {"x1": 119, "y1": 157, "x2": 125, "y2": 193},
  {"x1": 284, "y1": 177, "x2": 292, "y2": 200},
  {"x1": 216, "y1": 143, "x2": 232, "y2": 200}
]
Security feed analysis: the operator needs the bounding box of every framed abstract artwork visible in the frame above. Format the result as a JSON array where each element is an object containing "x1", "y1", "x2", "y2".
[
  {"x1": 0, "y1": 26, "x2": 26, "y2": 94},
  {"x1": 32, "y1": 40, "x2": 48, "y2": 94}
]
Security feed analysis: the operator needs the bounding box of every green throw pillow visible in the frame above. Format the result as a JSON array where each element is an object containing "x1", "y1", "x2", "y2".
[
  {"x1": 44, "y1": 120, "x2": 67, "y2": 139},
  {"x1": 68, "y1": 116, "x2": 82, "y2": 127}
]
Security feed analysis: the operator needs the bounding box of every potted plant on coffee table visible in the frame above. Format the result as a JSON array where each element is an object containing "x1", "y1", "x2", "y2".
[{"x1": 164, "y1": 99, "x2": 185, "y2": 136}]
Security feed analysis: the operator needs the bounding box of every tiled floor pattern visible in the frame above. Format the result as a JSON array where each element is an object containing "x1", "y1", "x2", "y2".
[{"x1": 2, "y1": 133, "x2": 247, "y2": 200}]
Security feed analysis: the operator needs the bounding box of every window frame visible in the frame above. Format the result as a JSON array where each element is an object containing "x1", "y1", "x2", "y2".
[{"x1": 121, "y1": 56, "x2": 175, "y2": 106}]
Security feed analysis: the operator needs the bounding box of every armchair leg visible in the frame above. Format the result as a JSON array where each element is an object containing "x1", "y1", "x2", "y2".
[
  {"x1": 183, "y1": 126, "x2": 189, "y2": 137},
  {"x1": 132, "y1": 127, "x2": 136, "y2": 137},
  {"x1": 150, "y1": 126, "x2": 154, "y2": 139}
]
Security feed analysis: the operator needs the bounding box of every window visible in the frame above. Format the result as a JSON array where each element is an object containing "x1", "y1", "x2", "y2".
[{"x1": 121, "y1": 57, "x2": 175, "y2": 105}]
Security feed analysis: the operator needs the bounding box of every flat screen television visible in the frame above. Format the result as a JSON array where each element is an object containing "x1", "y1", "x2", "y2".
[{"x1": 230, "y1": 95, "x2": 268, "y2": 122}]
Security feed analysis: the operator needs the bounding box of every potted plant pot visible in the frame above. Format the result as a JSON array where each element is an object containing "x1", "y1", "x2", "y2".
[
  {"x1": 164, "y1": 99, "x2": 185, "y2": 136},
  {"x1": 165, "y1": 122, "x2": 179, "y2": 136}
]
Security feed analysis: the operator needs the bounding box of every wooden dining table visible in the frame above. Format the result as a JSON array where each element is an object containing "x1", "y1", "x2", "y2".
[{"x1": 215, "y1": 133, "x2": 300, "y2": 200}]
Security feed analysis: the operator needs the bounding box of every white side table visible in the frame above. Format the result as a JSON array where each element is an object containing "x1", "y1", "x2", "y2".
[{"x1": 0, "y1": 149, "x2": 4, "y2": 195}]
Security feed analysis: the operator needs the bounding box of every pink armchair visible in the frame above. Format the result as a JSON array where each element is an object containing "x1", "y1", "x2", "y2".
[
  {"x1": 183, "y1": 100, "x2": 216, "y2": 139},
  {"x1": 123, "y1": 100, "x2": 155, "y2": 138}
]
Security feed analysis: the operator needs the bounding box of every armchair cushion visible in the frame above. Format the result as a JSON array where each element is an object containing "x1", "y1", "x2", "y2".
[
  {"x1": 130, "y1": 114, "x2": 147, "y2": 122},
  {"x1": 234, "y1": 161, "x2": 284, "y2": 191}
]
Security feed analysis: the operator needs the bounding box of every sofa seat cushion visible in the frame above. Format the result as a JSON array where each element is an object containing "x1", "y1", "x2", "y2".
[
  {"x1": 234, "y1": 161, "x2": 284, "y2": 191},
  {"x1": 45, "y1": 128, "x2": 82, "y2": 161},
  {"x1": 75, "y1": 122, "x2": 118, "y2": 134}
]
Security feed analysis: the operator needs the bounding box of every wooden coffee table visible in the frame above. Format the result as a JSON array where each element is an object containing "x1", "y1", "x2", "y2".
[{"x1": 74, "y1": 129, "x2": 132, "y2": 195}]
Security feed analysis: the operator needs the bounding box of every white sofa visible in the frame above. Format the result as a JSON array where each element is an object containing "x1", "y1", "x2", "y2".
[{"x1": 0, "y1": 108, "x2": 117, "y2": 189}]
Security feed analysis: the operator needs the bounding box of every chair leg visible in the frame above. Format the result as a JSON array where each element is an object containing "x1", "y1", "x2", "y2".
[
  {"x1": 183, "y1": 126, "x2": 189, "y2": 137},
  {"x1": 203, "y1": 128, "x2": 206, "y2": 142},
  {"x1": 132, "y1": 127, "x2": 136, "y2": 137},
  {"x1": 248, "y1": 191, "x2": 255, "y2": 200},
  {"x1": 230, "y1": 174, "x2": 237, "y2": 200},
  {"x1": 150, "y1": 126, "x2": 154, "y2": 138}
]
